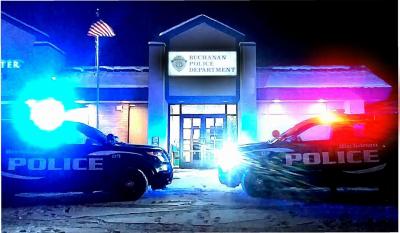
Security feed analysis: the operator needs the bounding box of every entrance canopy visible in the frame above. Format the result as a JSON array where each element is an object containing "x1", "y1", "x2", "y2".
[{"x1": 257, "y1": 66, "x2": 392, "y2": 102}]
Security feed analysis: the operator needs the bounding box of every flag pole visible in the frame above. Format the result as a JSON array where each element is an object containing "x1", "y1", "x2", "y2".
[
  {"x1": 88, "y1": 8, "x2": 114, "y2": 129},
  {"x1": 95, "y1": 8, "x2": 100, "y2": 129},
  {"x1": 95, "y1": 35, "x2": 100, "y2": 129}
]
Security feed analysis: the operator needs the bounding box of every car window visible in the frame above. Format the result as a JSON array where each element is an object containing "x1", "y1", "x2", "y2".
[
  {"x1": 74, "y1": 122, "x2": 106, "y2": 145},
  {"x1": 297, "y1": 124, "x2": 332, "y2": 142},
  {"x1": 67, "y1": 127, "x2": 104, "y2": 146},
  {"x1": 66, "y1": 130, "x2": 90, "y2": 145},
  {"x1": 332, "y1": 123, "x2": 368, "y2": 143}
]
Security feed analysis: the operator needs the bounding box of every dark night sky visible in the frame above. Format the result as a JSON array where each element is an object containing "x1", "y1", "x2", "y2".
[{"x1": 2, "y1": 1, "x2": 398, "y2": 87}]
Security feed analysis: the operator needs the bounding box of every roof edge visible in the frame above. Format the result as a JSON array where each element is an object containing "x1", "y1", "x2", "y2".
[
  {"x1": 159, "y1": 14, "x2": 245, "y2": 38},
  {"x1": 257, "y1": 65, "x2": 369, "y2": 71},
  {"x1": 2, "y1": 11, "x2": 49, "y2": 38},
  {"x1": 67, "y1": 66, "x2": 149, "y2": 72},
  {"x1": 33, "y1": 41, "x2": 65, "y2": 55}
]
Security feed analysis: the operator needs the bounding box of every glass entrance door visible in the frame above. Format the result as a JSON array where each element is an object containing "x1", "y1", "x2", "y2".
[
  {"x1": 181, "y1": 117, "x2": 202, "y2": 167},
  {"x1": 180, "y1": 115, "x2": 226, "y2": 168}
]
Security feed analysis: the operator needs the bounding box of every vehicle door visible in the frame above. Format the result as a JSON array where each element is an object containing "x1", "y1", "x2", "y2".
[
  {"x1": 281, "y1": 123, "x2": 333, "y2": 186},
  {"x1": 45, "y1": 124, "x2": 107, "y2": 192},
  {"x1": 1, "y1": 121, "x2": 73, "y2": 193},
  {"x1": 330, "y1": 121, "x2": 387, "y2": 186},
  {"x1": 1, "y1": 121, "x2": 51, "y2": 194}
]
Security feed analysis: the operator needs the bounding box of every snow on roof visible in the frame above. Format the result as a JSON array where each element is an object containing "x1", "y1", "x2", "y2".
[
  {"x1": 69, "y1": 66, "x2": 149, "y2": 72},
  {"x1": 159, "y1": 14, "x2": 245, "y2": 38},
  {"x1": 58, "y1": 68, "x2": 148, "y2": 88},
  {"x1": 267, "y1": 65, "x2": 353, "y2": 71},
  {"x1": 257, "y1": 66, "x2": 391, "y2": 88}
]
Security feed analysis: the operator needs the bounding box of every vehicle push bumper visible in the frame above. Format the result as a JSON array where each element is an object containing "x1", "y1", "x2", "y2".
[
  {"x1": 151, "y1": 163, "x2": 173, "y2": 189},
  {"x1": 218, "y1": 166, "x2": 243, "y2": 188}
]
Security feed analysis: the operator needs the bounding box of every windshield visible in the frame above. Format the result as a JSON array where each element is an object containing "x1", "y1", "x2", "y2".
[
  {"x1": 63, "y1": 121, "x2": 107, "y2": 145},
  {"x1": 274, "y1": 118, "x2": 320, "y2": 143}
]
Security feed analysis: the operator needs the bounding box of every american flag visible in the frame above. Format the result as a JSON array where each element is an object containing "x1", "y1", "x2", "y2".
[{"x1": 87, "y1": 20, "x2": 115, "y2": 37}]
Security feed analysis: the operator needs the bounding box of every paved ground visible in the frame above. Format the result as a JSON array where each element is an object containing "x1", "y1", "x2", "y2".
[{"x1": 2, "y1": 169, "x2": 398, "y2": 232}]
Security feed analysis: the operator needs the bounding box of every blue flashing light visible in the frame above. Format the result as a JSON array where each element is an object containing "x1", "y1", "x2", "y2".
[
  {"x1": 10, "y1": 79, "x2": 78, "y2": 148},
  {"x1": 10, "y1": 114, "x2": 79, "y2": 149},
  {"x1": 27, "y1": 98, "x2": 65, "y2": 131}
]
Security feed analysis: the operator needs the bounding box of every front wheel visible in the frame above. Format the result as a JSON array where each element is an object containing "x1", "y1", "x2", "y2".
[
  {"x1": 117, "y1": 169, "x2": 148, "y2": 201},
  {"x1": 241, "y1": 170, "x2": 268, "y2": 197}
]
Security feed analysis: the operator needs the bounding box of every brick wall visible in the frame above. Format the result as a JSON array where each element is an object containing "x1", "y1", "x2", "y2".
[{"x1": 98, "y1": 103, "x2": 130, "y2": 142}]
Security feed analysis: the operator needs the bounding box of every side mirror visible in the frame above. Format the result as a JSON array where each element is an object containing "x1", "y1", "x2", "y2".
[
  {"x1": 272, "y1": 130, "x2": 280, "y2": 139},
  {"x1": 106, "y1": 133, "x2": 116, "y2": 146}
]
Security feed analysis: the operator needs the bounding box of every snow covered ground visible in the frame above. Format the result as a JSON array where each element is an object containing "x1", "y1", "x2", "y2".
[{"x1": 2, "y1": 169, "x2": 398, "y2": 232}]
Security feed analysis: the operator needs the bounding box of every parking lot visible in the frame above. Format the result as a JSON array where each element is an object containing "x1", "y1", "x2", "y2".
[{"x1": 2, "y1": 169, "x2": 397, "y2": 232}]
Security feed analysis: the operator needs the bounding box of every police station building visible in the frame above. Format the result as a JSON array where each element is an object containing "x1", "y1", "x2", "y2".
[{"x1": 2, "y1": 13, "x2": 392, "y2": 168}]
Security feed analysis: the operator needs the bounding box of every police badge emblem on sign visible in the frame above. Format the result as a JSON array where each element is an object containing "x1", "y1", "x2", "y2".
[{"x1": 171, "y1": 55, "x2": 187, "y2": 72}]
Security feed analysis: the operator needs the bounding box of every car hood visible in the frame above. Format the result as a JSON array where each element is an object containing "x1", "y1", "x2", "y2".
[
  {"x1": 116, "y1": 143, "x2": 164, "y2": 151},
  {"x1": 110, "y1": 143, "x2": 170, "y2": 162},
  {"x1": 238, "y1": 142, "x2": 270, "y2": 152},
  {"x1": 238, "y1": 141, "x2": 295, "y2": 156}
]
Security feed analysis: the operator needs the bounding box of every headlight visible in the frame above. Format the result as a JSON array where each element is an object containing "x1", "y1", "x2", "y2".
[
  {"x1": 146, "y1": 151, "x2": 167, "y2": 162},
  {"x1": 156, "y1": 164, "x2": 169, "y2": 172},
  {"x1": 215, "y1": 143, "x2": 243, "y2": 172}
]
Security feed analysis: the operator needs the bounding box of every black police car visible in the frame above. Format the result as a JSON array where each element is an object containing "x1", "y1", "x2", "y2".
[
  {"x1": 2, "y1": 120, "x2": 173, "y2": 201},
  {"x1": 218, "y1": 113, "x2": 397, "y2": 198}
]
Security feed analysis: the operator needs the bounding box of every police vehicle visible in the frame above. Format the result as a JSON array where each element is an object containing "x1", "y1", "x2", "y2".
[
  {"x1": 2, "y1": 120, "x2": 173, "y2": 201},
  {"x1": 217, "y1": 113, "x2": 397, "y2": 198}
]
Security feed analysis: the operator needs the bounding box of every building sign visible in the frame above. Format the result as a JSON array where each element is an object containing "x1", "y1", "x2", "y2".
[
  {"x1": 168, "y1": 51, "x2": 237, "y2": 76},
  {"x1": 1, "y1": 59, "x2": 23, "y2": 69},
  {"x1": 152, "y1": 136, "x2": 160, "y2": 146}
]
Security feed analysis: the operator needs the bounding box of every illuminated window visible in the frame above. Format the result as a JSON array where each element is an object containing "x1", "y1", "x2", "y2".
[
  {"x1": 268, "y1": 103, "x2": 285, "y2": 114},
  {"x1": 170, "y1": 105, "x2": 180, "y2": 115},
  {"x1": 258, "y1": 114, "x2": 297, "y2": 141},
  {"x1": 227, "y1": 116, "x2": 237, "y2": 142},
  {"x1": 181, "y1": 105, "x2": 226, "y2": 114},
  {"x1": 308, "y1": 103, "x2": 327, "y2": 114},
  {"x1": 193, "y1": 118, "x2": 201, "y2": 127},
  {"x1": 183, "y1": 118, "x2": 192, "y2": 129},
  {"x1": 206, "y1": 118, "x2": 214, "y2": 128},
  {"x1": 227, "y1": 105, "x2": 236, "y2": 114},
  {"x1": 64, "y1": 107, "x2": 90, "y2": 125},
  {"x1": 215, "y1": 118, "x2": 224, "y2": 127},
  {"x1": 169, "y1": 115, "x2": 180, "y2": 145},
  {"x1": 183, "y1": 151, "x2": 191, "y2": 162}
]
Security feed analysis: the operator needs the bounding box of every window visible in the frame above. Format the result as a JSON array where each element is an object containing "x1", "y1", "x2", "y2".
[
  {"x1": 181, "y1": 105, "x2": 226, "y2": 114},
  {"x1": 332, "y1": 123, "x2": 367, "y2": 143},
  {"x1": 170, "y1": 105, "x2": 180, "y2": 115},
  {"x1": 297, "y1": 125, "x2": 332, "y2": 142},
  {"x1": 70, "y1": 123, "x2": 106, "y2": 146},
  {"x1": 227, "y1": 104, "x2": 237, "y2": 114}
]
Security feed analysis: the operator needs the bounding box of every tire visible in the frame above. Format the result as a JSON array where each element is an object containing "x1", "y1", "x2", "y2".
[
  {"x1": 241, "y1": 170, "x2": 267, "y2": 197},
  {"x1": 117, "y1": 169, "x2": 148, "y2": 201}
]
